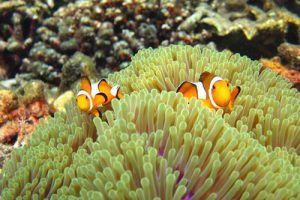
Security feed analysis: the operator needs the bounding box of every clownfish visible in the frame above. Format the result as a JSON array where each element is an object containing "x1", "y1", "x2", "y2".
[
  {"x1": 76, "y1": 77, "x2": 122, "y2": 117},
  {"x1": 176, "y1": 71, "x2": 241, "y2": 111}
]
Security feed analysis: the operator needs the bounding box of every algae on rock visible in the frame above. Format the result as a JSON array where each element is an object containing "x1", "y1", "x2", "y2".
[{"x1": 59, "y1": 52, "x2": 98, "y2": 91}]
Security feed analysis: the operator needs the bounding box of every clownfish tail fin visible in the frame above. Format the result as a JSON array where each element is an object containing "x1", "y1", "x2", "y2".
[
  {"x1": 176, "y1": 81, "x2": 189, "y2": 93},
  {"x1": 177, "y1": 81, "x2": 198, "y2": 99},
  {"x1": 116, "y1": 87, "x2": 123, "y2": 99}
]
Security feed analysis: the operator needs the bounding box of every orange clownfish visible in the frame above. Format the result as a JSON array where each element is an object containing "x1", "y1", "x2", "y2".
[
  {"x1": 76, "y1": 77, "x2": 122, "y2": 117},
  {"x1": 176, "y1": 71, "x2": 241, "y2": 111}
]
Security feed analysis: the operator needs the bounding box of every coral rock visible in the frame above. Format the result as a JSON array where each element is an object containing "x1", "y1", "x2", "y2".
[
  {"x1": 19, "y1": 80, "x2": 45, "y2": 105},
  {"x1": 0, "y1": 0, "x2": 71, "y2": 79},
  {"x1": 53, "y1": 90, "x2": 74, "y2": 112},
  {"x1": 261, "y1": 57, "x2": 300, "y2": 90},
  {"x1": 0, "y1": 143, "x2": 13, "y2": 171},
  {"x1": 0, "y1": 100, "x2": 50, "y2": 146},
  {"x1": 59, "y1": 52, "x2": 97, "y2": 91},
  {"x1": 0, "y1": 90, "x2": 18, "y2": 123},
  {"x1": 278, "y1": 42, "x2": 300, "y2": 70}
]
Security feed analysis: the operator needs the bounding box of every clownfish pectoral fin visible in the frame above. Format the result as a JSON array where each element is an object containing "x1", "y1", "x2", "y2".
[
  {"x1": 228, "y1": 86, "x2": 241, "y2": 111},
  {"x1": 177, "y1": 81, "x2": 198, "y2": 99},
  {"x1": 98, "y1": 79, "x2": 112, "y2": 95},
  {"x1": 201, "y1": 99, "x2": 217, "y2": 110},
  {"x1": 90, "y1": 109, "x2": 101, "y2": 117},
  {"x1": 231, "y1": 86, "x2": 241, "y2": 101},
  {"x1": 116, "y1": 87, "x2": 123, "y2": 99},
  {"x1": 200, "y1": 99, "x2": 211, "y2": 108},
  {"x1": 80, "y1": 77, "x2": 91, "y2": 94},
  {"x1": 93, "y1": 93, "x2": 108, "y2": 107}
]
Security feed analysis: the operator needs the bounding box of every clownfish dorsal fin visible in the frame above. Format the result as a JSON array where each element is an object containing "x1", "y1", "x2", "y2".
[
  {"x1": 199, "y1": 71, "x2": 215, "y2": 98},
  {"x1": 98, "y1": 79, "x2": 112, "y2": 96},
  {"x1": 177, "y1": 81, "x2": 198, "y2": 99},
  {"x1": 199, "y1": 71, "x2": 212, "y2": 82},
  {"x1": 93, "y1": 93, "x2": 108, "y2": 107},
  {"x1": 80, "y1": 77, "x2": 91, "y2": 94}
]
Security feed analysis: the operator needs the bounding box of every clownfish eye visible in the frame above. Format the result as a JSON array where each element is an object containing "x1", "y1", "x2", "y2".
[
  {"x1": 212, "y1": 85, "x2": 216, "y2": 90},
  {"x1": 227, "y1": 83, "x2": 229, "y2": 87},
  {"x1": 85, "y1": 96, "x2": 88, "y2": 100}
]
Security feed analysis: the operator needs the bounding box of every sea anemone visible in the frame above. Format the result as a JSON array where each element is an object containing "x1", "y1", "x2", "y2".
[
  {"x1": 1, "y1": 45, "x2": 300, "y2": 199},
  {"x1": 109, "y1": 45, "x2": 300, "y2": 152}
]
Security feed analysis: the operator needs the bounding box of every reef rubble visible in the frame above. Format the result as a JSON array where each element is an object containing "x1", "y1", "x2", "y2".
[{"x1": 1, "y1": 0, "x2": 300, "y2": 87}]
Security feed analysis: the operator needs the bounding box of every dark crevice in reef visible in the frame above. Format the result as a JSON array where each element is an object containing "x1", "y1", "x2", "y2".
[
  {"x1": 276, "y1": 0, "x2": 300, "y2": 17},
  {"x1": 286, "y1": 24, "x2": 300, "y2": 44},
  {"x1": 210, "y1": 30, "x2": 285, "y2": 60}
]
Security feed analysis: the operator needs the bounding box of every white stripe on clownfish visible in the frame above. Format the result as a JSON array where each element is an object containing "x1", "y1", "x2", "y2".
[
  {"x1": 76, "y1": 77, "x2": 123, "y2": 117},
  {"x1": 176, "y1": 71, "x2": 241, "y2": 111},
  {"x1": 193, "y1": 82, "x2": 207, "y2": 99},
  {"x1": 110, "y1": 85, "x2": 120, "y2": 97},
  {"x1": 91, "y1": 80, "x2": 120, "y2": 98},
  {"x1": 91, "y1": 81, "x2": 101, "y2": 98},
  {"x1": 77, "y1": 80, "x2": 108, "y2": 112},
  {"x1": 77, "y1": 90, "x2": 93, "y2": 112},
  {"x1": 184, "y1": 77, "x2": 223, "y2": 106},
  {"x1": 208, "y1": 76, "x2": 223, "y2": 109}
]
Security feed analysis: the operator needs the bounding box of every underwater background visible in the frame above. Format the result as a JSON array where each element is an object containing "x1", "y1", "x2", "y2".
[{"x1": 0, "y1": 0, "x2": 300, "y2": 199}]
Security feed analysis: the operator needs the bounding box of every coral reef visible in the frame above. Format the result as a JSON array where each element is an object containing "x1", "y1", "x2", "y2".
[
  {"x1": 277, "y1": 42, "x2": 300, "y2": 70},
  {"x1": 0, "y1": 81, "x2": 51, "y2": 147},
  {"x1": 17, "y1": 80, "x2": 45, "y2": 105},
  {"x1": 53, "y1": 90, "x2": 74, "y2": 112},
  {"x1": 0, "y1": 89, "x2": 18, "y2": 124},
  {"x1": 59, "y1": 52, "x2": 98, "y2": 91},
  {"x1": 179, "y1": 0, "x2": 300, "y2": 58},
  {"x1": 0, "y1": 144, "x2": 13, "y2": 171},
  {"x1": 261, "y1": 57, "x2": 300, "y2": 91},
  {"x1": 0, "y1": 0, "x2": 71, "y2": 79},
  {"x1": 1, "y1": 45, "x2": 300, "y2": 199},
  {"x1": 6, "y1": 0, "x2": 297, "y2": 87},
  {"x1": 0, "y1": 100, "x2": 50, "y2": 147},
  {"x1": 18, "y1": 0, "x2": 180, "y2": 84}
]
